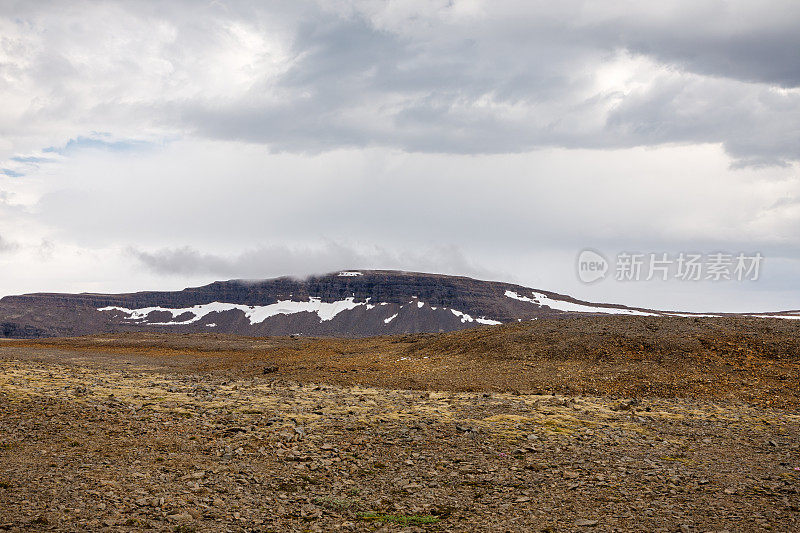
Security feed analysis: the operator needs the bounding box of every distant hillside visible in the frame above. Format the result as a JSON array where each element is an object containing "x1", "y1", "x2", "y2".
[{"x1": 0, "y1": 270, "x2": 797, "y2": 338}]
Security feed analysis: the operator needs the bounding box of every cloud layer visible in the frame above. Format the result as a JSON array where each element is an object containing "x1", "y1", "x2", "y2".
[
  {"x1": 129, "y1": 242, "x2": 500, "y2": 281},
  {"x1": 1, "y1": 1, "x2": 800, "y2": 165}
]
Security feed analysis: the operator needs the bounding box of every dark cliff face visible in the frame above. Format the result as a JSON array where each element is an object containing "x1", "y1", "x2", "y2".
[
  {"x1": 0, "y1": 270, "x2": 656, "y2": 338},
  {"x1": 3, "y1": 270, "x2": 569, "y2": 316}
]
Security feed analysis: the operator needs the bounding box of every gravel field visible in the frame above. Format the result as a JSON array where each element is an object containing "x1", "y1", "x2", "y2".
[{"x1": 1, "y1": 318, "x2": 799, "y2": 531}]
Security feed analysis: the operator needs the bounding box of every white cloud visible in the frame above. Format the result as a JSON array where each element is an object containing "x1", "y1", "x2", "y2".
[{"x1": 0, "y1": 138, "x2": 796, "y2": 311}]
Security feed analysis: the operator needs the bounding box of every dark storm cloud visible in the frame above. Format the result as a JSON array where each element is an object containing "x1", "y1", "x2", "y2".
[
  {"x1": 159, "y1": 1, "x2": 800, "y2": 164},
  {"x1": 582, "y1": 5, "x2": 800, "y2": 88},
  {"x1": 625, "y1": 34, "x2": 800, "y2": 89},
  {"x1": 2, "y1": 1, "x2": 799, "y2": 162}
]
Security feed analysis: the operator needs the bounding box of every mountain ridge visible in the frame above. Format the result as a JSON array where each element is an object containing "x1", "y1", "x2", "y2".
[{"x1": 1, "y1": 269, "x2": 797, "y2": 338}]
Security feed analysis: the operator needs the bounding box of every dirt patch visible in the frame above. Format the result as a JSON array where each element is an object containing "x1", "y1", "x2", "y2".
[{"x1": 6, "y1": 315, "x2": 800, "y2": 407}]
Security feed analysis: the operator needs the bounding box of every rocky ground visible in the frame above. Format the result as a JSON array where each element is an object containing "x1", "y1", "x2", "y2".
[{"x1": 0, "y1": 319, "x2": 799, "y2": 531}]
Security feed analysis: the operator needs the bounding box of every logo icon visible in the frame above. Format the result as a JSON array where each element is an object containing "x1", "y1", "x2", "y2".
[{"x1": 577, "y1": 249, "x2": 608, "y2": 283}]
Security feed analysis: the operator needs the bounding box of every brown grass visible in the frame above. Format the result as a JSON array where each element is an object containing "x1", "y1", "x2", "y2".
[{"x1": 5, "y1": 315, "x2": 799, "y2": 407}]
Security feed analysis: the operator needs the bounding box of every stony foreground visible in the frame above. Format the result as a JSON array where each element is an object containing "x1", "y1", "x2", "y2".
[{"x1": 1, "y1": 356, "x2": 798, "y2": 532}]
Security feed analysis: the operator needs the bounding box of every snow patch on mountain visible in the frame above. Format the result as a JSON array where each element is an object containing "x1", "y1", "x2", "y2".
[
  {"x1": 450, "y1": 309, "x2": 502, "y2": 325},
  {"x1": 664, "y1": 313, "x2": 722, "y2": 318},
  {"x1": 99, "y1": 297, "x2": 365, "y2": 325},
  {"x1": 99, "y1": 297, "x2": 504, "y2": 328},
  {"x1": 504, "y1": 290, "x2": 659, "y2": 316}
]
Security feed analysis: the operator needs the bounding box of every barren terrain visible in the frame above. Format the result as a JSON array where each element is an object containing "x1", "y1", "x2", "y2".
[{"x1": 1, "y1": 316, "x2": 799, "y2": 531}]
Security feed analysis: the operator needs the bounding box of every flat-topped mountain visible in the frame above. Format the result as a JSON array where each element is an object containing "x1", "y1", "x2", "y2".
[{"x1": 0, "y1": 270, "x2": 797, "y2": 338}]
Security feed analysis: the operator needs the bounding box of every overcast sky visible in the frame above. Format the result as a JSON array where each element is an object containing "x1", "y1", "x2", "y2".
[{"x1": 1, "y1": 1, "x2": 799, "y2": 312}]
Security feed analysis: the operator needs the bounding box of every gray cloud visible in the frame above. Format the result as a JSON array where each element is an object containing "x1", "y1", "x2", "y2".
[
  {"x1": 169, "y1": 2, "x2": 800, "y2": 164},
  {"x1": 770, "y1": 196, "x2": 800, "y2": 209},
  {"x1": 129, "y1": 242, "x2": 506, "y2": 282},
  {"x1": 1, "y1": 1, "x2": 799, "y2": 164},
  {"x1": 605, "y1": 76, "x2": 800, "y2": 166},
  {"x1": 585, "y1": 4, "x2": 800, "y2": 88},
  {"x1": 0, "y1": 234, "x2": 17, "y2": 252}
]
